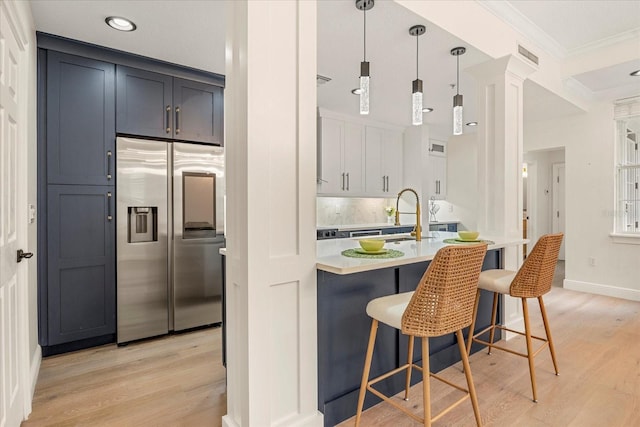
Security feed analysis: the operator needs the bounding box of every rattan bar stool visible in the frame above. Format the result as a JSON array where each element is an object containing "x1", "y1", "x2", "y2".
[
  {"x1": 355, "y1": 244, "x2": 488, "y2": 427},
  {"x1": 466, "y1": 233, "x2": 564, "y2": 403}
]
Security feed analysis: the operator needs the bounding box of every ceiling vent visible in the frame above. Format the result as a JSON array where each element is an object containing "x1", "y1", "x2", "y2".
[
  {"x1": 518, "y1": 44, "x2": 539, "y2": 66},
  {"x1": 316, "y1": 75, "x2": 332, "y2": 86}
]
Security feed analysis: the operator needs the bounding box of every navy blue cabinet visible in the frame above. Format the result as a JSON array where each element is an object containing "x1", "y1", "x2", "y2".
[
  {"x1": 116, "y1": 66, "x2": 224, "y2": 145},
  {"x1": 46, "y1": 185, "x2": 116, "y2": 346},
  {"x1": 116, "y1": 66, "x2": 173, "y2": 139},
  {"x1": 46, "y1": 51, "x2": 115, "y2": 186},
  {"x1": 40, "y1": 50, "x2": 117, "y2": 353}
]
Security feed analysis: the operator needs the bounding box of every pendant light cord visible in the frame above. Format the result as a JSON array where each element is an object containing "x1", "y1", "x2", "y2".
[
  {"x1": 416, "y1": 33, "x2": 419, "y2": 79},
  {"x1": 456, "y1": 54, "x2": 460, "y2": 95},
  {"x1": 363, "y1": 7, "x2": 366, "y2": 61}
]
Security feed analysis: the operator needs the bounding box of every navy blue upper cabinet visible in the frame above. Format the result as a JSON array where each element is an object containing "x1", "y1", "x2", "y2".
[
  {"x1": 116, "y1": 66, "x2": 173, "y2": 139},
  {"x1": 116, "y1": 66, "x2": 224, "y2": 145},
  {"x1": 173, "y1": 78, "x2": 224, "y2": 145},
  {"x1": 46, "y1": 51, "x2": 115, "y2": 186}
]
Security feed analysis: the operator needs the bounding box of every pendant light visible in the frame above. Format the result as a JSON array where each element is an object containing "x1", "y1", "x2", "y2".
[
  {"x1": 409, "y1": 25, "x2": 425, "y2": 126},
  {"x1": 451, "y1": 46, "x2": 466, "y2": 135},
  {"x1": 356, "y1": 0, "x2": 374, "y2": 115}
]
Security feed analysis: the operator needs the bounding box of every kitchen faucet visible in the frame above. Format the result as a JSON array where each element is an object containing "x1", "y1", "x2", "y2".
[{"x1": 394, "y1": 187, "x2": 422, "y2": 241}]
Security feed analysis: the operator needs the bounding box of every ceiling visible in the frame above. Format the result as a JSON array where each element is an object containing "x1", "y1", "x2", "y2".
[{"x1": 29, "y1": 0, "x2": 640, "y2": 134}]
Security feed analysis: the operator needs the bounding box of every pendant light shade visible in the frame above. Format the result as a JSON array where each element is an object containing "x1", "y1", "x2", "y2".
[
  {"x1": 409, "y1": 25, "x2": 426, "y2": 126},
  {"x1": 356, "y1": 0, "x2": 374, "y2": 115},
  {"x1": 451, "y1": 47, "x2": 466, "y2": 135}
]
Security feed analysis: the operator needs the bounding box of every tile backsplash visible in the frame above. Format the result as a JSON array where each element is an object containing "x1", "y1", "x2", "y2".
[{"x1": 317, "y1": 197, "x2": 396, "y2": 226}]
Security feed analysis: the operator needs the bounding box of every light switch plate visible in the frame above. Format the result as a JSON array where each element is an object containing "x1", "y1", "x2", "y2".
[{"x1": 28, "y1": 204, "x2": 36, "y2": 224}]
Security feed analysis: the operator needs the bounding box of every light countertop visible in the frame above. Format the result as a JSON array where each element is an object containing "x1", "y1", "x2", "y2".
[{"x1": 317, "y1": 232, "x2": 527, "y2": 275}]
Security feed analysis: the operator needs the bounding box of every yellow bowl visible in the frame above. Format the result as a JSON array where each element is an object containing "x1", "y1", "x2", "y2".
[
  {"x1": 458, "y1": 231, "x2": 480, "y2": 241},
  {"x1": 359, "y1": 239, "x2": 385, "y2": 252}
]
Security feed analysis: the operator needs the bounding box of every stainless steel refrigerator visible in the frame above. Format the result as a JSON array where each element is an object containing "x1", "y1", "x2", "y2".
[{"x1": 116, "y1": 136, "x2": 225, "y2": 344}]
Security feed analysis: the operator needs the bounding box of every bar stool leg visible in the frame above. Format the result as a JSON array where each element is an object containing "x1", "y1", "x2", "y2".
[
  {"x1": 466, "y1": 290, "x2": 481, "y2": 356},
  {"x1": 486, "y1": 292, "x2": 499, "y2": 355},
  {"x1": 405, "y1": 335, "x2": 415, "y2": 400},
  {"x1": 421, "y1": 337, "x2": 431, "y2": 427},
  {"x1": 355, "y1": 319, "x2": 379, "y2": 426},
  {"x1": 538, "y1": 296, "x2": 559, "y2": 375},
  {"x1": 522, "y1": 298, "x2": 538, "y2": 402},
  {"x1": 456, "y1": 330, "x2": 482, "y2": 427}
]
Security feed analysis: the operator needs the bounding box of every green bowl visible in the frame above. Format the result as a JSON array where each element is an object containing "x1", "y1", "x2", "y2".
[
  {"x1": 359, "y1": 239, "x2": 385, "y2": 252},
  {"x1": 458, "y1": 231, "x2": 480, "y2": 241}
]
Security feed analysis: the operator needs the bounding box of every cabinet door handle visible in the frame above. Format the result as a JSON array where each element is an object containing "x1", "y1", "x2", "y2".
[
  {"x1": 175, "y1": 106, "x2": 181, "y2": 135},
  {"x1": 386, "y1": 176, "x2": 389, "y2": 192},
  {"x1": 341, "y1": 173, "x2": 345, "y2": 191},
  {"x1": 107, "y1": 192, "x2": 113, "y2": 221},
  {"x1": 107, "y1": 151, "x2": 112, "y2": 180},
  {"x1": 382, "y1": 176, "x2": 386, "y2": 192},
  {"x1": 346, "y1": 173, "x2": 350, "y2": 191},
  {"x1": 166, "y1": 105, "x2": 171, "y2": 133}
]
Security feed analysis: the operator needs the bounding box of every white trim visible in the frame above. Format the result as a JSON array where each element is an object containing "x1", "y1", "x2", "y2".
[
  {"x1": 563, "y1": 77, "x2": 595, "y2": 103},
  {"x1": 222, "y1": 415, "x2": 240, "y2": 427},
  {"x1": 477, "y1": 0, "x2": 566, "y2": 59},
  {"x1": 609, "y1": 233, "x2": 640, "y2": 245},
  {"x1": 317, "y1": 107, "x2": 405, "y2": 132},
  {"x1": 568, "y1": 27, "x2": 640, "y2": 57},
  {"x1": 29, "y1": 346, "x2": 41, "y2": 398},
  {"x1": 564, "y1": 279, "x2": 640, "y2": 302}
]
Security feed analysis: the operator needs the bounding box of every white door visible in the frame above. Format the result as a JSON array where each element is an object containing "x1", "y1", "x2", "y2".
[
  {"x1": 0, "y1": 1, "x2": 29, "y2": 425},
  {"x1": 552, "y1": 163, "x2": 566, "y2": 260}
]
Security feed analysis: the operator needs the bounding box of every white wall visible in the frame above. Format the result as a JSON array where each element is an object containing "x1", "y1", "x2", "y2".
[
  {"x1": 524, "y1": 148, "x2": 565, "y2": 248},
  {"x1": 525, "y1": 103, "x2": 640, "y2": 299},
  {"x1": 446, "y1": 132, "x2": 478, "y2": 232}
]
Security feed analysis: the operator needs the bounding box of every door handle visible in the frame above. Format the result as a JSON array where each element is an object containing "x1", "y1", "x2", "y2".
[
  {"x1": 342, "y1": 173, "x2": 345, "y2": 191},
  {"x1": 107, "y1": 150, "x2": 112, "y2": 180},
  {"x1": 107, "y1": 192, "x2": 113, "y2": 221},
  {"x1": 346, "y1": 173, "x2": 350, "y2": 191},
  {"x1": 175, "y1": 106, "x2": 181, "y2": 135},
  {"x1": 166, "y1": 105, "x2": 171, "y2": 133},
  {"x1": 17, "y1": 249, "x2": 33, "y2": 263},
  {"x1": 386, "y1": 176, "x2": 389, "y2": 192},
  {"x1": 382, "y1": 176, "x2": 386, "y2": 192}
]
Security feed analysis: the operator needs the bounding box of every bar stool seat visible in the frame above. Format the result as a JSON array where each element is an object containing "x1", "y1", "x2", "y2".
[
  {"x1": 467, "y1": 233, "x2": 564, "y2": 403},
  {"x1": 355, "y1": 244, "x2": 488, "y2": 427},
  {"x1": 477, "y1": 270, "x2": 516, "y2": 293}
]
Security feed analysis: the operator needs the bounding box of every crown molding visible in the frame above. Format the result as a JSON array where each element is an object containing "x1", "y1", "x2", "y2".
[
  {"x1": 477, "y1": 0, "x2": 567, "y2": 59},
  {"x1": 568, "y1": 28, "x2": 640, "y2": 57}
]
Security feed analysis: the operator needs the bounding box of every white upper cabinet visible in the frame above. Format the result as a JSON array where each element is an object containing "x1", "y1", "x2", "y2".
[
  {"x1": 317, "y1": 109, "x2": 403, "y2": 197},
  {"x1": 365, "y1": 126, "x2": 403, "y2": 196},
  {"x1": 317, "y1": 116, "x2": 364, "y2": 195},
  {"x1": 426, "y1": 139, "x2": 447, "y2": 200}
]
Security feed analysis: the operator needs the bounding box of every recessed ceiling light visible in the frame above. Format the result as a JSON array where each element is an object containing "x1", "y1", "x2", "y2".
[
  {"x1": 422, "y1": 107, "x2": 434, "y2": 113},
  {"x1": 105, "y1": 16, "x2": 137, "y2": 32},
  {"x1": 351, "y1": 88, "x2": 362, "y2": 95},
  {"x1": 466, "y1": 121, "x2": 478, "y2": 127},
  {"x1": 631, "y1": 70, "x2": 640, "y2": 77}
]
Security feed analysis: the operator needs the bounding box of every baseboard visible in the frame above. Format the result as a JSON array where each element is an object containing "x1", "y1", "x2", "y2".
[
  {"x1": 29, "y1": 345, "x2": 42, "y2": 398},
  {"x1": 564, "y1": 279, "x2": 640, "y2": 301},
  {"x1": 222, "y1": 412, "x2": 323, "y2": 427}
]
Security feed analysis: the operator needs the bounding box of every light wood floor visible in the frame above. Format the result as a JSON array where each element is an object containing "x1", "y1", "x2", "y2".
[{"x1": 24, "y1": 283, "x2": 640, "y2": 427}]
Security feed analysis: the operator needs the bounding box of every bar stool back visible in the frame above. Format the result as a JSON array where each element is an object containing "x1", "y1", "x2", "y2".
[
  {"x1": 466, "y1": 233, "x2": 564, "y2": 402},
  {"x1": 355, "y1": 244, "x2": 488, "y2": 427}
]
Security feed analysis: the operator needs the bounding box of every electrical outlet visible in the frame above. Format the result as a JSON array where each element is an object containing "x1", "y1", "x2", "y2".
[
  {"x1": 588, "y1": 257, "x2": 596, "y2": 267},
  {"x1": 335, "y1": 204, "x2": 340, "y2": 215}
]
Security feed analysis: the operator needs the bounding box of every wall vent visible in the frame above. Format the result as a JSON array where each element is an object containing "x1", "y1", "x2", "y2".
[{"x1": 518, "y1": 44, "x2": 539, "y2": 66}]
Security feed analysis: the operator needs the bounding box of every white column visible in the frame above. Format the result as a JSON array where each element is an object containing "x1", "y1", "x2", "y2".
[
  {"x1": 469, "y1": 55, "x2": 535, "y2": 334},
  {"x1": 223, "y1": 1, "x2": 322, "y2": 426}
]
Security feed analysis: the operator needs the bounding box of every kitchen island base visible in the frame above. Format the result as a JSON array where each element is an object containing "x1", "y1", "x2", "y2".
[{"x1": 317, "y1": 249, "x2": 503, "y2": 427}]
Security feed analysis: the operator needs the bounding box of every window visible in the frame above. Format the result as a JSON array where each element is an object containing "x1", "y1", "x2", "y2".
[{"x1": 615, "y1": 99, "x2": 640, "y2": 235}]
